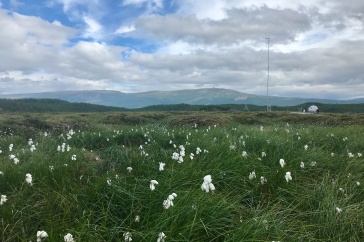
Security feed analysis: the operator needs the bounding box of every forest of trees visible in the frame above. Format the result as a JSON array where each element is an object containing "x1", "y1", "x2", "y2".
[{"x1": 0, "y1": 98, "x2": 126, "y2": 112}]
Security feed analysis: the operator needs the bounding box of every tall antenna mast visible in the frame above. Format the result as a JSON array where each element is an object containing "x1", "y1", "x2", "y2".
[{"x1": 266, "y1": 37, "x2": 270, "y2": 111}]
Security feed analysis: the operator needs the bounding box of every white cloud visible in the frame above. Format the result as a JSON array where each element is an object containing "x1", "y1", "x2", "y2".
[
  {"x1": 0, "y1": 40, "x2": 142, "y2": 94},
  {"x1": 58, "y1": 41, "x2": 127, "y2": 77},
  {"x1": 177, "y1": 0, "x2": 227, "y2": 20},
  {"x1": 115, "y1": 25, "x2": 135, "y2": 34},
  {"x1": 157, "y1": 41, "x2": 202, "y2": 55},
  {"x1": 0, "y1": 8, "x2": 141, "y2": 94},
  {"x1": 0, "y1": 0, "x2": 364, "y2": 100},
  {"x1": 136, "y1": 7, "x2": 311, "y2": 46},
  {"x1": 177, "y1": 0, "x2": 327, "y2": 20},
  {"x1": 0, "y1": 9, "x2": 76, "y2": 72},
  {"x1": 0, "y1": 71, "x2": 109, "y2": 94},
  {"x1": 82, "y1": 15, "x2": 103, "y2": 39},
  {"x1": 52, "y1": 20, "x2": 62, "y2": 26}
]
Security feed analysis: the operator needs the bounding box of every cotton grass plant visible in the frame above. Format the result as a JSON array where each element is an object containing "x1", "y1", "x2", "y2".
[{"x1": 0, "y1": 116, "x2": 363, "y2": 241}]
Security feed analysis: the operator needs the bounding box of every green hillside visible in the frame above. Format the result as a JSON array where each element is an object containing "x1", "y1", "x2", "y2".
[
  {"x1": 137, "y1": 102, "x2": 364, "y2": 113},
  {"x1": 0, "y1": 98, "x2": 127, "y2": 112},
  {"x1": 1, "y1": 98, "x2": 363, "y2": 114},
  {"x1": 1, "y1": 88, "x2": 363, "y2": 108}
]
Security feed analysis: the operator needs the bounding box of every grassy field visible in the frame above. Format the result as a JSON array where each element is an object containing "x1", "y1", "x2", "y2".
[{"x1": 0, "y1": 111, "x2": 363, "y2": 241}]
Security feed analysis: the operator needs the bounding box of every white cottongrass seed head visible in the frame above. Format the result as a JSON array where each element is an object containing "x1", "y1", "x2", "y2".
[
  {"x1": 30, "y1": 144, "x2": 36, "y2": 152},
  {"x1": 26, "y1": 173, "x2": 33, "y2": 186},
  {"x1": 123, "y1": 232, "x2": 132, "y2": 242},
  {"x1": 336, "y1": 207, "x2": 342, "y2": 213},
  {"x1": 64, "y1": 233, "x2": 75, "y2": 242},
  {"x1": 150, "y1": 180, "x2": 159, "y2": 191},
  {"x1": 157, "y1": 232, "x2": 167, "y2": 242},
  {"x1": 279, "y1": 159, "x2": 285, "y2": 168},
  {"x1": 260, "y1": 176, "x2": 267, "y2": 185},
  {"x1": 163, "y1": 193, "x2": 177, "y2": 209},
  {"x1": 0, "y1": 194, "x2": 7, "y2": 205},
  {"x1": 249, "y1": 171, "x2": 256, "y2": 180},
  {"x1": 285, "y1": 172, "x2": 292, "y2": 182},
  {"x1": 159, "y1": 162, "x2": 165, "y2": 171},
  {"x1": 201, "y1": 175, "x2": 215, "y2": 193},
  {"x1": 37, "y1": 230, "x2": 48, "y2": 242},
  {"x1": 172, "y1": 152, "x2": 179, "y2": 161}
]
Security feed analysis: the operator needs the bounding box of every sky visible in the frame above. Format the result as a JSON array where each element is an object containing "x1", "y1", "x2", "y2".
[{"x1": 0, "y1": 0, "x2": 363, "y2": 100}]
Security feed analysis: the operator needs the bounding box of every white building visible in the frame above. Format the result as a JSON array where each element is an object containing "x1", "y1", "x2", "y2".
[{"x1": 308, "y1": 105, "x2": 319, "y2": 113}]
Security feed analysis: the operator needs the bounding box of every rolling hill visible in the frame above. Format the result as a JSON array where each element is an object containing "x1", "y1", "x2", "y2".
[
  {"x1": 0, "y1": 98, "x2": 126, "y2": 112},
  {"x1": 0, "y1": 88, "x2": 363, "y2": 109}
]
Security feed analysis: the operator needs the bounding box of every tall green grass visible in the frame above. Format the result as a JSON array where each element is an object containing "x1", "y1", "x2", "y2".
[{"x1": 0, "y1": 121, "x2": 363, "y2": 241}]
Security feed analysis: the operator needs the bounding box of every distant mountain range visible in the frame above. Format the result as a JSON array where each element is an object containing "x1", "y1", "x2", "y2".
[{"x1": 0, "y1": 88, "x2": 363, "y2": 108}]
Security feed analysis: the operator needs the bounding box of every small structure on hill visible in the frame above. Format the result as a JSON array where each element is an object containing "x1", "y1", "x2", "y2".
[{"x1": 308, "y1": 105, "x2": 319, "y2": 113}]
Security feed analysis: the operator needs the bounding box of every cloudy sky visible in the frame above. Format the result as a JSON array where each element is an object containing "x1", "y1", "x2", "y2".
[{"x1": 0, "y1": 0, "x2": 363, "y2": 99}]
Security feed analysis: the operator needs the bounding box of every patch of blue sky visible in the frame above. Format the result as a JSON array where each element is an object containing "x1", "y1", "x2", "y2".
[
  {"x1": 114, "y1": 2, "x2": 144, "y2": 16},
  {"x1": 102, "y1": 0, "x2": 174, "y2": 25},
  {"x1": 102, "y1": 0, "x2": 178, "y2": 26},
  {"x1": 161, "y1": 0, "x2": 179, "y2": 15},
  {"x1": 0, "y1": 0, "x2": 14, "y2": 9},
  {"x1": 302, "y1": 33, "x2": 327, "y2": 46},
  {"x1": 1, "y1": 0, "x2": 74, "y2": 27},
  {"x1": 113, "y1": 36, "x2": 160, "y2": 53}
]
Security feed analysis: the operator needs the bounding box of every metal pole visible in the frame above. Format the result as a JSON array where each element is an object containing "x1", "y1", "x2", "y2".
[{"x1": 266, "y1": 37, "x2": 270, "y2": 111}]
